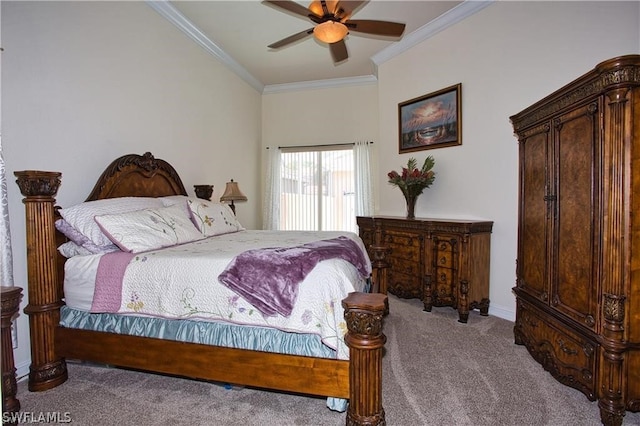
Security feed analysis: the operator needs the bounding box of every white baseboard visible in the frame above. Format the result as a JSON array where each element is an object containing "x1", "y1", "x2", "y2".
[
  {"x1": 16, "y1": 360, "x2": 30, "y2": 382},
  {"x1": 489, "y1": 303, "x2": 516, "y2": 322}
]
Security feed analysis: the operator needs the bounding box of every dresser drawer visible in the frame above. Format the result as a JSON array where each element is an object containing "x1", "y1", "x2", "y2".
[
  {"x1": 388, "y1": 269, "x2": 422, "y2": 299},
  {"x1": 431, "y1": 234, "x2": 458, "y2": 268},
  {"x1": 384, "y1": 230, "x2": 421, "y2": 245},
  {"x1": 387, "y1": 256, "x2": 420, "y2": 276},
  {"x1": 515, "y1": 300, "x2": 597, "y2": 400},
  {"x1": 432, "y1": 267, "x2": 455, "y2": 303},
  {"x1": 433, "y1": 250, "x2": 454, "y2": 268}
]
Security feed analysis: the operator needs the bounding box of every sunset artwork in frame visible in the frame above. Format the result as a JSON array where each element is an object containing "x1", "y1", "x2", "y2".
[{"x1": 398, "y1": 83, "x2": 462, "y2": 153}]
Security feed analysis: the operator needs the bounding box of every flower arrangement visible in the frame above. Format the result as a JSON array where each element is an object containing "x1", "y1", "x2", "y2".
[{"x1": 388, "y1": 156, "x2": 436, "y2": 218}]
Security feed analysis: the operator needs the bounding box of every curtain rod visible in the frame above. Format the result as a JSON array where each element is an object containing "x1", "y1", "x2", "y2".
[{"x1": 266, "y1": 141, "x2": 373, "y2": 150}]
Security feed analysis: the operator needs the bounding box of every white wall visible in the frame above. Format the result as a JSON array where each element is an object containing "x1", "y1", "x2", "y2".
[
  {"x1": 377, "y1": 1, "x2": 639, "y2": 319},
  {"x1": 262, "y1": 83, "x2": 379, "y2": 148},
  {"x1": 2, "y1": 1, "x2": 262, "y2": 376},
  {"x1": 3, "y1": 0, "x2": 639, "y2": 381}
]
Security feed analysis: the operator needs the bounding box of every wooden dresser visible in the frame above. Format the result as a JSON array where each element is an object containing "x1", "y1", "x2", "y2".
[
  {"x1": 510, "y1": 55, "x2": 640, "y2": 426},
  {"x1": 356, "y1": 216, "x2": 492, "y2": 323}
]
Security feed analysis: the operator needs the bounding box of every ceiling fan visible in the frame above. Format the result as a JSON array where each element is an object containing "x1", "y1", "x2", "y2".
[{"x1": 264, "y1": 0, "x2": 406, "y2": 63}]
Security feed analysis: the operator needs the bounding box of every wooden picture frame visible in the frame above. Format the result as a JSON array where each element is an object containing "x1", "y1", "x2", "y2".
[{"x1": 398, "y1": 83, "x2": 462, "y2": 153}]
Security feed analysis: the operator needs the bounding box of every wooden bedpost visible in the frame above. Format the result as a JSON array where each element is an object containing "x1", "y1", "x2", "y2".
[
  {"x1": 14, "y1": 170, "x2": 68, "y2": 391},
  {"x1": 342, "y1": 292, "x2": 387, "y2": 426}
]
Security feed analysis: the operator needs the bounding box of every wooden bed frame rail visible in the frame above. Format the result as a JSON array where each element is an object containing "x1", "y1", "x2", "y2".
[{"x1": 15, "y1": 161, "x2": 389, "y2": 426}]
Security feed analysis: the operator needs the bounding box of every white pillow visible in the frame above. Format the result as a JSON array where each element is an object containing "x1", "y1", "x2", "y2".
[
  {"x1": 57, "y1": 241, "x2": 94, "y2": 258},
  {"x1": 94, "y1": 204, "x2": 205, "y2": 253},
  {"x1": 59, "y1": 197, "x2": 165, "y2": 248},
  {"x1": 160, "y1": 195, "x2": 195, "y2": 219},
  {"x1": 160, "y1": 195, "x2": 190, "y2": 205},
  {"x1": 187, "y1": 199, "x2": 245, "y2": 237}
]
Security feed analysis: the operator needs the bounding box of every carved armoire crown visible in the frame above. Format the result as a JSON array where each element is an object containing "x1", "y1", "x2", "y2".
[{"x1": 510, "y1": 55, "x2": 640, "y2": 426}]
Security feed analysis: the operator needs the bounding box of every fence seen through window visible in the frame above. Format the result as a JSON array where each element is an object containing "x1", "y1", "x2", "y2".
[{"x1": 279, "y1": 147, "x2": 356, "y2": 233}]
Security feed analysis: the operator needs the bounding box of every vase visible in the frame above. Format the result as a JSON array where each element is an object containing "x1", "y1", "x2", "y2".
[{"x1": 405, "y1": 194, "x2": 417, "y2": 219}]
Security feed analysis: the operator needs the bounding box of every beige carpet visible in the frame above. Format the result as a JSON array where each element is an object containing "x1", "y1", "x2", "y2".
[{"x1": 15, "y1": 295, "x2": 640, "y2": 425}]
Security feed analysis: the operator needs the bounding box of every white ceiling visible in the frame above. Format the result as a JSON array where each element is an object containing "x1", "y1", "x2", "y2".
[{"x1": 148, "y1": 1, "x2": 491, "y2": 92}]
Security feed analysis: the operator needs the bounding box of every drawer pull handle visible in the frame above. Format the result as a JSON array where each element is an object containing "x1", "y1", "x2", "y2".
[
  {"x1": 557, "y1": 338, "x2": 577, "y2": 356},
  {"x1": 439, "y1": 256, "x2": 447, "y2": 264}
]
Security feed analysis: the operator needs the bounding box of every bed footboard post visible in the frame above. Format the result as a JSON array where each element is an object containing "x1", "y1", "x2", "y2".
[
  {"x1": 14, "y1": 171, "x2": 67, "y2": 391},
  {"x1": 342, "y1": 292, "x2": 387, "y2": 426}
]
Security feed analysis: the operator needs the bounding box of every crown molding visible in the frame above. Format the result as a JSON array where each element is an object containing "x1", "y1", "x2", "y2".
[
  {"x1": 371, "y1": 0, "x2": 494, "y2": 66},
  {"x1": 146, "y1": 0, "x2": 264, "y2": 93},
  {"x1": 263, "y1": 75, "x2": 377, "y2": 94}
]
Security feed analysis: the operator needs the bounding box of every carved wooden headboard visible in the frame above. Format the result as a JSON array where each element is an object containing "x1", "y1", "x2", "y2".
[{"x1": 84, "y1": 152, "x2": 188, "y2": 201}]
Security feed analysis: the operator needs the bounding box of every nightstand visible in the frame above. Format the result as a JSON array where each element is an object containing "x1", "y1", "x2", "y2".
[{"x1": 1, "y1": 286, "x2": 23, "y2": 421}]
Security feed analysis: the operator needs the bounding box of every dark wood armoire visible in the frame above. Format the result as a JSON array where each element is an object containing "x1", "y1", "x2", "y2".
[{"x1": 510, "y1": 55, "x2": 640, "y2": 426}]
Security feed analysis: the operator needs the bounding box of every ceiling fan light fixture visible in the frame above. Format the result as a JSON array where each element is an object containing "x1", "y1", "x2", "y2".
[
  {"x1": 309, "y1": 0, "x2": 339, "y2": 16},
  {"x1": 313, "y1": 21, "x2": 348, "y2": 44}
]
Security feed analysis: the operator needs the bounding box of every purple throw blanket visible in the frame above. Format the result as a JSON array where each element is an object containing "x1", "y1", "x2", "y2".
[{"x1": 218, "y1": 236, "x2": 370, "y2": 317}]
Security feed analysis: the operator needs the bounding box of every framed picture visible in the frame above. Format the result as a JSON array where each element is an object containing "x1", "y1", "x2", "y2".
[{"x1": 398, "y1": 83, "x2": 462, "y2": 153}]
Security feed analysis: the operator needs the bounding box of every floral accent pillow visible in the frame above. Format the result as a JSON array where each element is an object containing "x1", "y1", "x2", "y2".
[
  {"x1": 94, "y1": 204, "x2": 205, "y2": 253},
  {"x1": 187, "y1": 199, "x2": 245, "y2": 237}
]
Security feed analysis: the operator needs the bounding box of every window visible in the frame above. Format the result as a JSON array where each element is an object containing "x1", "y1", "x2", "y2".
[{"x1": 279, "y1": 146, "x2": 356, "y2": 232}]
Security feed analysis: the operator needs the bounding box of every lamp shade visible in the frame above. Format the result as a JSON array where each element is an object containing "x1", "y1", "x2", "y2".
[
  {"x1": 220, "y1": 180, "x2": 247, "y2": 203},
  {"x1": 313, "y1": 21, "x2": 348, "y2": 44}
]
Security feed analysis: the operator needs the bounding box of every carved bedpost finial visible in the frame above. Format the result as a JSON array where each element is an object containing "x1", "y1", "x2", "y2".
[{"x1": 14, "y1": 171, "x2": 61, "y2": 199}]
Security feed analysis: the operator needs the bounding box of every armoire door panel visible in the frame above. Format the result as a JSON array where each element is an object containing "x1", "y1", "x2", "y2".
[
  {"x1": 519, "y1": 128, "x2": 550, "y2": 302},
  {"x1": 553, "y1": 102, "x2": 600, "y2": 328}
]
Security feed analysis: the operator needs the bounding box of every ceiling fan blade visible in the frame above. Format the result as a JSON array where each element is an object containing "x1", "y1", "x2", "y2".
[
  {"x1": 320, "y1": 0, "x2": 330, "y2": 15},
  {"x1": 268, "y1": 28, "x2": 314, "y2": 49},
  {"x1": 263, "y1": 0, "x2": 320, "y2": 19},
  {"x1": 330, "y1": 39, "x2": 348, "y2": 63},
  {"x1": 346, "y1": 20, "x2": 406, "y2": 37},
  {"x1": 334, "y1": 1, "x2": 367, "y2": 20}
]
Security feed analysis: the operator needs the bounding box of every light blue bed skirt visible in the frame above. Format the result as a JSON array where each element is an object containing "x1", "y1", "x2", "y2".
[{"x1": 60, "y1": 306, "x2": 348, "y2": 411}]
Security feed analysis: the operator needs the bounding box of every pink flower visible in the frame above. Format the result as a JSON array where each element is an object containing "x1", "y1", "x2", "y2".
[{"x1": 387, "y1": 156, "x2": 436, "y2": 198}]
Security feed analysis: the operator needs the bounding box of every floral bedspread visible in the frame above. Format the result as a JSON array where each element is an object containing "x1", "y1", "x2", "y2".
[{"x1": 90, "y1": 230, "x2": 371, "y2": 359}]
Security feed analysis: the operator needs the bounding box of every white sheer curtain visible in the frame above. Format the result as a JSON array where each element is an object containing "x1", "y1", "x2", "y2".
[
  {"x1": 354, "y1": 140, "x2": 374, "y2": 217},
  {"x1": 0, "y1": 135, "x2": 14, "y2": 287},
  {"x1": 263, "y1": 146, "x2": 281, "y2": 230}
]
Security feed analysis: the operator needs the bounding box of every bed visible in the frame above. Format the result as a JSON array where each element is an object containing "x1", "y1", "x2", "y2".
[{"x1": 14, "y1": 152, "x2": 388, "y2": 425}]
